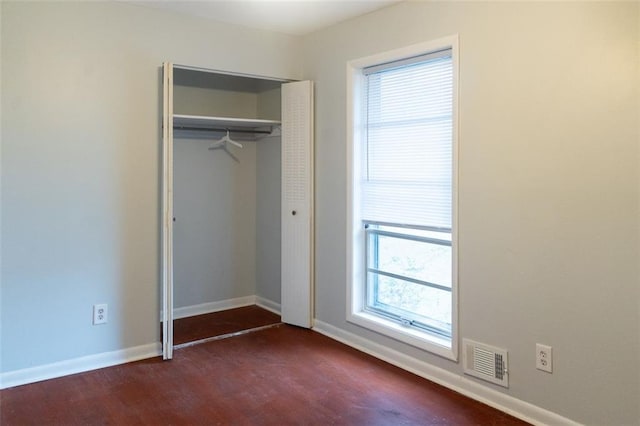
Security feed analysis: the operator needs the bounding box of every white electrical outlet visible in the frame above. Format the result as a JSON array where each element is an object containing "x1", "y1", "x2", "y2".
[
  {"x1": 93, "y1": 304, "x2": 108, "y2": 325},
  {"x1": 536, "y1": 343, "x2": 552, "y2": 373}
]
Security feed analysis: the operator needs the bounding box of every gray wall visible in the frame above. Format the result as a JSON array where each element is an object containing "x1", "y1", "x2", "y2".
[
  {"x1": 303, "y1": 2, "x2": 639, "y2": 425},
  {"x1": 1, "y1": 1, "x2": 639, "y2": 424},
  {"x1": 256, "y1": 134, "x2": 282, "y2": 304},
  {"x1": 256, "y1": 87, "x2": 283, "y2": 304},
  {"x1": 173, "y1": 137, "x2": 258, "y2": 308},
  {"x1": 172, "y1": 84, "x2": 281, "y2": 310},
  {"x1": 0, "y1": 1, "x2": 300, "y2": 372}
]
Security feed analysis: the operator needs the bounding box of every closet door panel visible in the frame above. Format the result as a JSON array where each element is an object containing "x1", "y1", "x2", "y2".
[
  {"x1": 281, "y1": 81, "x2": 314, "y2": 328},
  {"x1": 161, "y1": 62, "x2": 174, "y2": 359}
]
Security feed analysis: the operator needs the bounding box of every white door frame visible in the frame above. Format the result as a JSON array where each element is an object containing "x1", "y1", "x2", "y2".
[
  {"x1": 161, "y1": 64, "x2": 313, "y2": 359},
  {"x1": 161, "y1": 62, "x2": 174, "y2": 360}
]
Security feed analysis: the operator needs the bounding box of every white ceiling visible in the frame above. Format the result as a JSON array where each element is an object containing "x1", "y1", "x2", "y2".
[{"x1": 126, "y1": 0, "x2": 400, "y2": 36}]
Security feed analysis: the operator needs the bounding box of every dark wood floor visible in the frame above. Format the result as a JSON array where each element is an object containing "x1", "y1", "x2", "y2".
[
  {"x1": 1, "y1": 325, "x2": 529, "y2": 425},
  {"x1": 172, "y1": 305, "x2": 281, "y2": 345}
]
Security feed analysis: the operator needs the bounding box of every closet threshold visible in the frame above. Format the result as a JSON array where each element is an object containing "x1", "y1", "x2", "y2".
[{"x1": 173, "y1": 322, "x2": 283, "y2": 350}]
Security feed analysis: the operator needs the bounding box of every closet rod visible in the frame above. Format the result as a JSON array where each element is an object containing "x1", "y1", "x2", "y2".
[{"x1": 173, "y1": 126, "x2": 273, "y2": 135}]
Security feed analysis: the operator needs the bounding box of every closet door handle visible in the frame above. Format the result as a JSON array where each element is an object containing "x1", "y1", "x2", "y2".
[{"x1": 292, "y1": 210, "x2": 297, "y2": 216}]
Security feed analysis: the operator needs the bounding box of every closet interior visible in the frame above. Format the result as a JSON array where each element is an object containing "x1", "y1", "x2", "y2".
[{"x1": 161, "y1": 64, "x2": 314, "y2": 358}]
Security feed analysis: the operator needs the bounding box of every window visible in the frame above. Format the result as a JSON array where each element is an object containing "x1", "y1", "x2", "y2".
[
  {"x1": 366, "y1": 224, "x2": 452, "y2": 338},
  {"x1": 347, "y1": 37, "x2": 458, "y2": 360}
]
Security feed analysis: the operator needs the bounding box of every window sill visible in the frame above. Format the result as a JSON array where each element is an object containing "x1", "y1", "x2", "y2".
[{"x1": 348, "y1": 310, "x2": 457, "y2": 361}]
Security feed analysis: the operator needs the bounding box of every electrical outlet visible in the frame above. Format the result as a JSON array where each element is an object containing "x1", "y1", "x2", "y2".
[
  {"x1": 536, "y1": 343, "x2": 552, "y2": 373},
  {"x1": 93, "y1": 304, "x2": 108, "y2": 325}
]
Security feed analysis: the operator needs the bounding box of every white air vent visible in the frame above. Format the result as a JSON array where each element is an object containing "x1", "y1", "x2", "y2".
[{"x1": 463, "y1": 339, "x2": 509, "y2": 388}]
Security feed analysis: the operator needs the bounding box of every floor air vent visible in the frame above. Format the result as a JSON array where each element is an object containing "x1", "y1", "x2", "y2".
[{"x1": 462, "y1": 339, "x2": 509, "y2": 388}]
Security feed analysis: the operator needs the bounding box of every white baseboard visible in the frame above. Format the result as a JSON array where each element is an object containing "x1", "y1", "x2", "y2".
[
  {"x1": 312, "y1": 320, "x2": 580, "y2": 426},
  {"x1": 173, "y1": 295, "x2": 257, "y2": 319},
  {"x1": 255, "y1": 296, "x2": 281, "y2": 315},
  {"x1": 0, "y1": 342, "x2": 161, "y2": 390},
  {"x1": 2, "y1": 297, "x2": 277, "y2": 390}
]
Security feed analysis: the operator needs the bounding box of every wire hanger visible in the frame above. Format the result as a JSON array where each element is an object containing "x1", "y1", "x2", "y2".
[{"x1": 208, "y1": 130, "x2": 243, "y2": 150}]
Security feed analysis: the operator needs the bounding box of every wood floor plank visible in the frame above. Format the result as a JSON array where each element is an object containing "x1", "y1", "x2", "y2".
[
  {"x1": 1, "y1": 325, "x2": 530, "y2": 425},
  {"x1": 171, "y1": 305, "x2": 281, "y2": 345}
]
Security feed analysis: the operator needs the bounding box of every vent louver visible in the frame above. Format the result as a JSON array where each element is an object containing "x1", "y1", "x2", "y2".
[{"x1": 463, "y1": 339, "x2": 509, "y2": 388}]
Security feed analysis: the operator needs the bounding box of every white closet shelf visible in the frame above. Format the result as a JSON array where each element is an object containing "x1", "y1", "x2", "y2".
[{"x1": 173, "y1": 114, "x2": 280, "y2": 130}]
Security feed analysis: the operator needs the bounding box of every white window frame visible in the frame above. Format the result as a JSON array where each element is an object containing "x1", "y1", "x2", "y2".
[{"x1": 346, "y1": 36, "x2": 459, "y2": 361}]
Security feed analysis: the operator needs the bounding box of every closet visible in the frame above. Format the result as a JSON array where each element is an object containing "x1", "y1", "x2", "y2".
[{"x1": 161, "y1": 63, "x2": 314, "y2": 359}]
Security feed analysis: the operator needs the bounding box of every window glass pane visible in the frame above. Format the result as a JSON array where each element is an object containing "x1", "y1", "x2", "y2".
[
  {"x1": 371, "y1": 233, "x2": 451, "y2": 288},
  {"x1": 369, "y1": 272, "x2": 452, "y2": 330}
]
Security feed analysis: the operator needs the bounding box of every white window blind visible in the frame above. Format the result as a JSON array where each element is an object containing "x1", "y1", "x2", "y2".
[{"x1": 362, "y1": 49, "x2": 453, "y2": 229}]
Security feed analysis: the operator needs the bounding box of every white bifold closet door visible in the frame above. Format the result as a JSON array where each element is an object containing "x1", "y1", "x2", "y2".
[
  {"x1": 161, "y1": 62, "x2": 314, "y2": 359},
  {"x1": 281, "y1": 80, "x2": 314, "y2": 329}
]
